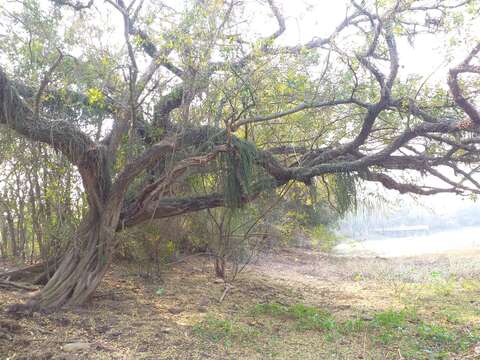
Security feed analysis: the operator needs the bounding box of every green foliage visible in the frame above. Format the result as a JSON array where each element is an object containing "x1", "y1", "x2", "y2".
[
  {"x1": 116, "y1": 220, "x2": 184, "y2": 275},
  {"x1": 247, "y1": 302, "x2": 480, "y2": 358},
  {"x1": 192, "y1": 316, "x2": 259, "y2": 345},
  {"x1": 339, "y1": 318, "x2": 367, "y2": 334},
  {"x1": 86, "y1": 87, "x2": 105, "y2": 107},
  {"x1": 155, "y1": 287, "x2": 165, "y2": 296},
  {"x1": 252, "y1": 302, "x2": 286, "y2": 317},
  {"x1": 276, "y1": 205, "x2": 340, "y2": 250},
  {"x1": 333, "y1": 172, "x2": 358, "y2": 215},
  {"x1": 310, "y1": 224, "x2": 340, "y2": 251},
  {"x1": 417, "y1": 323, "x2": 455, "y2": 344},
  {"x1": 372, "y1": 309, "x2": 409, "y2": 329},
  {"x1": 252, "y1": 303, "x2": 336, "y2": 331},
  {"x1": 221, "y1": 138, "x2": 258, "y2": 209}
]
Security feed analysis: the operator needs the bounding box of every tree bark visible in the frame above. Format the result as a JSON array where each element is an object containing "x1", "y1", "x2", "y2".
[
  {"x1": 214, "y1": 257, "x2": 226, "y2": 279},
  {"x1": 23, "y1": 205, "x2": 120, "y2": 310},
  {"x1": 5, "y1": 206, "x2": 17, "y2": 257},
  {"x1": 0, "y1": 217, "x2": 7, "y2": 258},
  {"x1": 17, "y1": 148, "x2": 123, "y2": 310}
]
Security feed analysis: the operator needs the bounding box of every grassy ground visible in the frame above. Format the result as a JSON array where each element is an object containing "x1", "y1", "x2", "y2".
[{"x1": 1, "y1": 248, "x2": 480, "y2": 359}]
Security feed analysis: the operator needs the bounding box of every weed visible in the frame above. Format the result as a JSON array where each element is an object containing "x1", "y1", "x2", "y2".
[
  {"x1": 417, "y1": 323, "x2": 455, "y2": 344},
  {"x1": 372, "y1": 309, "x2": 409, "y2": 329},
  {"x1": 155, "y1": 287, "x2": 164, "y2": 296},
  {"x1": 191, "y1": 300, "x2": 480, "y2": 359},
  {"x1": 192, "y1": 316, "x2": 258, "y2": 345},
  {"x1": 430, "y1": 278, "x2": 456, "y2": 297},
  {"x1": 289, "y1": 304, "x2": 337, "y2": 331},
  {"x1": 340, "y1": 318, "x2": 367, "y2": 334},
  {"x1": 252, "y1": 302, "x2": 286, "y2": 317},
  {"x1": 461, "y1": 279, "x2": 480, "y2": 291},
  {"x1": 252, "y1": 303, "x2": 337, "y2": 331}
]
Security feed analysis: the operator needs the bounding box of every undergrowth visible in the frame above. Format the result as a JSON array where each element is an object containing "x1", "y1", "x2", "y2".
[{"x1": 193, "y1": 303, "x2": 480, "y2": 359}]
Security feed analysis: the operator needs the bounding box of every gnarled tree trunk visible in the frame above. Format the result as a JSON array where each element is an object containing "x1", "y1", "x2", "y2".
[
  {"x1": 17, "y1": 139, "x2": 124, "y2": 310},
  {"x1": 24, "y1": 198, "x2": 121, "y2": 309}
]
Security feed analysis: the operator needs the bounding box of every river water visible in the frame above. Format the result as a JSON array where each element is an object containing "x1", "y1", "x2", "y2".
[{"x1": 333, "y1": 226, "x2": 480, "y2": 257}]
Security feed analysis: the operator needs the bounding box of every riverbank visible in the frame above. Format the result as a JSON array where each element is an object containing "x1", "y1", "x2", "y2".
[{"x1": 334, "y1": 226, "x2": 480, "y2": 257}]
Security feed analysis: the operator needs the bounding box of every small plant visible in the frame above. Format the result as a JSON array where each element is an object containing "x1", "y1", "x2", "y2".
[
  {"x1": 432, "y1": 279, "x2": 456, "y2": 297},
  {"x1": 340, "y1": 318, "x2": 367, "y2": 334},
  {"x1": 370, "y1": 309, "x2": 413, "y2": 345},
  {"x1": 417, "y1": 323, "x2": 455, "y2": 344},
  {"x1": 430, "y1": 271, "x2": 443, "y2": 279},
  {"x1": 372, "y1": 309, "x2": 408, "y2": 329},
  {"x1": 252, "y1": 303, "x2": 336, "y2": 331},
  {"x1": 439, "y1": 307, "x2": 461, "y2": 324},
  {"x1": 193, "y1": 316, "x2": 258, "y2": 346},
  {"x1": 352, "y1": 272, "x2": 364, "y2": 282},
  {"x1": 252, "y1": 302, "x2": 286, "y2": 317},
  {"x1": 460, "y1": 279, "x2": 480, "y2": 291},
  {"x1": 289, "y1": 304, "x2": 337, "y2": 331},
  {"x1": 193, "y1": 317, "x2": 234, "y2": 342},
  {"x1": 155, "y1": 287, "x2": 164, "y2": 296}
]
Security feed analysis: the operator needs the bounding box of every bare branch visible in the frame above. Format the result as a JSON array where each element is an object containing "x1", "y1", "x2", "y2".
[
  {"x1": 262, "y1": 0, "x2": 286, "y2": 49},
  {"x1": 34, "y1": 50, "x2": 64, "y2": 120},
  {"x1": 359, "y1": 170, "x2": 463, "y2": 195},
  {"x1": 448, "y1": 42, "x2": 480, "y2": 125}
]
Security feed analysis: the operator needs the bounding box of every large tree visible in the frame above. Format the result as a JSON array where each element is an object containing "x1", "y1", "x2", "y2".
[{"x1": 1, "y1": 0, "x2": 480, "y2": 310}]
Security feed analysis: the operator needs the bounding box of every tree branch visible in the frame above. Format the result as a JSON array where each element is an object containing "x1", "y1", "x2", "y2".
[{"x1": 0, "y1": 67, "x2": 94, "y2": 165}]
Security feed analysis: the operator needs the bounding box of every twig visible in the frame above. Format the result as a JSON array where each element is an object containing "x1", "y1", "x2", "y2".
[
  {"x1": 219, "y1": 283, "x2": 233, "y2": 303},
  {"x1": 34, "y1": 49, "x2": 64, "y2": 120}
]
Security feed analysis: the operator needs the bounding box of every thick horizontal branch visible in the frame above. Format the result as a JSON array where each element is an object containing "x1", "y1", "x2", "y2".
[
  {"x1": 0, "y1": 67, "x2": 94, "y2": 165},
  {"x1": 120, "y1": 193, "x2": 224, "y2": 228},
  {"x1": 120, "y1": 145, "x2": 229, "y2": 226},
  {"x1": 251, "y1": 115, "x2": 463, "y2": 185}
]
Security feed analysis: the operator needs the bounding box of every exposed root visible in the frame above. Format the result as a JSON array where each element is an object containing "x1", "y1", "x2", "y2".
[
  {"x1": 24, "y1": 214, "x2": 117, "y2": 310},
  {"x1": 4, "y1": 302, "x2": 39, "y2": 318},
  {"x1": 0, "y1": 258, "x2": 60, "y2": 284},
  {"x1": 0, "y1": 279, "x2": 40, "y2": 291}
]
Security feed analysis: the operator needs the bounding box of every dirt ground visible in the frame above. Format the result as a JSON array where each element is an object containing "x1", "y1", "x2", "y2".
[{"x1": 1, "y1": 248, "x2": 480, "y2": 359}]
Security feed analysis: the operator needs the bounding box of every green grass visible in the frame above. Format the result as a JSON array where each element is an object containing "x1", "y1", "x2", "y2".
[
  {"x1": 372, "y1": 309, "x2": 411, "y2": 329},
  {"x1": 417, "y1": 323, "x2": 455, "y2": 344},
  {"x1": 192, "y1": 302, "x2": 480, "y2": 359},
  {"x1": 252, "y1": 303, "x2": 337, "y2": 331},
  {"x1": 190, "y1": 272, "x2": 480, "y2": 359},
  {"x1": 192, "y1": 315, "x2": 259, "y2": 346}
]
